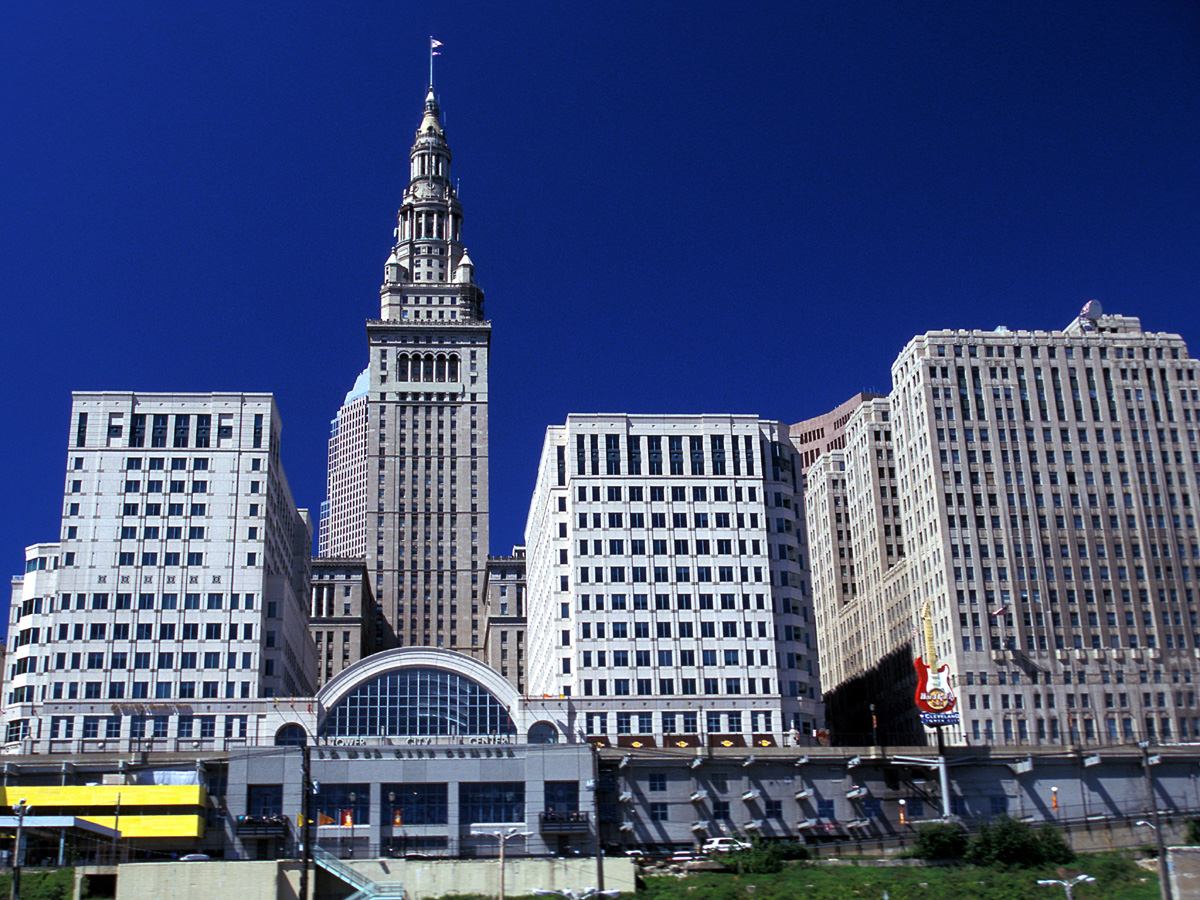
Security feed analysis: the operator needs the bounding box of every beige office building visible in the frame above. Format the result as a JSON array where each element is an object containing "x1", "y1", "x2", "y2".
[{"x1": 808, "y1": 310, "x2": 1200, "y2": 747}]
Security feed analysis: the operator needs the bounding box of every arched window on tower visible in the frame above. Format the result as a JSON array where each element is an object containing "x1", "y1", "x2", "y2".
[
  {"x1": 435, "y1": 356, "x2": 446, "y2": 382},
  {"x1": 423, "y1": 355, "x2": 434, "y2": 382},
  {"x1": 448, "y1": 356, "x2": 459, "y2": 382}
]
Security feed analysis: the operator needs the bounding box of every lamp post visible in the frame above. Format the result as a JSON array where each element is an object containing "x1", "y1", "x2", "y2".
[
  {"x1": 1037, "y1": 874, "x2": 1095, "y2": 900},
  {"x1": 347, "y1": 792, "x2": 357, "y2": 859},
  {"x1": 10, "y1": 799, "x2": 31, "y2": 900},
  {"x1": 471, "y1": 826, "x2": 530, "y2": 900},
  {"x1": 898, "y1": 799, "x2": 906, "y2": 827},
  {"x1": 1051, "y1": 786, "x2": 1059, "y2": 817},
  {"x1": 388, "y1": 792, "x2": 397, "y2": 857},
  {"x1": 870, "y1": 703, "x2": 878, "y2": 749}
]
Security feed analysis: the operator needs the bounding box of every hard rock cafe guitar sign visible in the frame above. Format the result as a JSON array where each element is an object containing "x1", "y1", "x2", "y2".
[{"x1": 914, "y1": 602, "x2": 960, "y2": 727}]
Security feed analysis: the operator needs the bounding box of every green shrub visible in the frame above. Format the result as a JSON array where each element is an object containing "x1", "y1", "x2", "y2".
[
  {"x1": 1086, "y1": 852, "x2": 1143, "y2": 888},
  {"x1": 1187, "y1": 818, "x2": 1200, "y2": 845},
  {"x1": 911, "y1": 820, "x2": 969, "y2": 859},
  {"x1": 770, "y1": 840, "x2": 810, "y2": 861},
  {"x1": 722, "y1": 841, "x2": 784, "y2": 874},
  {"x1": 0, "y1": 870, "x2": 75, "y2": 900},
  {"x1": 965, "y1": 815, "x2": 1074, "y2": 868}
]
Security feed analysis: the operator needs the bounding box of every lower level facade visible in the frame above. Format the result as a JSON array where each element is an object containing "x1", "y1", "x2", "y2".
[{"x1": 0, "y1": 645, "x2": 1194, "y2": 865}]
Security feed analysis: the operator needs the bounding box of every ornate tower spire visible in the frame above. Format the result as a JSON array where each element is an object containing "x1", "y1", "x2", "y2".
[{"x1": 381, "y1": 88, "x2": 482, "y2": 322}]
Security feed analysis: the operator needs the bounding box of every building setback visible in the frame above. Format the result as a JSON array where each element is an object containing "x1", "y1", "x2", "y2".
[
  {"x1": 523, "y1": 414, "x2": 823, "y2": 748},
  {"x1": 309, "y1": 557, "x2": 382, "y2": 690},
  {"x1": 4, "y1": 392, "x2": 315, "y2": 753},
  {"x1": 483, "y1": 548, "x2": 528, "y2": 693},
  {"x1": 809, "y1": 312, "x2": 1200, "y2": 747}
]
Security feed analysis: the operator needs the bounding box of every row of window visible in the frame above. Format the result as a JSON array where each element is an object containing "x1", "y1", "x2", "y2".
[
  {"x1": 76, "y1": 411, "x2": 265, "y2": 450},
  {"x1": 583, "y1": 710, "x2": 774, "y2": 734},
  {"x1": 576, "y1": 511, "x2": 752, "y2": 529},
  {"x1": 574, "y1": 433, "x2": 757, "y2": 478},
  {"x1": 576, "y1": 566, "x2": 766, "y2": 584},
  {"x1": 579, "y1": 648, "x2": 770, "y2": 667},
  {"x1": 580, "y1": 677, "x2": 771, "y2": 697},
  {"x1": 27, "y1": 678, "x2": 258, "y2": 703},
  {"x1": 42, "y1": 713, "x2": 248, "y2": 741}
]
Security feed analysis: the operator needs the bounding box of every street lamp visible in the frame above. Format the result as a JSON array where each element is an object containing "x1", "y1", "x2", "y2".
[
  {"x1": 1051, "y1": 786, "x2": 1059, "y2": 816},
  {"x1": 347, "y1": 792, "x2": 357, "y2": 859},
  {"x1": 533, "y1": 889, "x2": 622, "y2": 900},
  {"x1": 471, "y1": 826, "x2": 530, "y2": 900},
  {"x1": 10, "y1": 799, "x2": 31, "y2": 900},
  {"x1": 1037, "y1": 874, "x2": 1095, "y2": 900},
  {"x1": 898, "y1": 799, "x2": 907, "y2": 826}
]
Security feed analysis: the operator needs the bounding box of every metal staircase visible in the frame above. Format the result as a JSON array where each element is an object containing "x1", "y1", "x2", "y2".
[{"x1": 312, "y1": 845, "x2": 406, "y2": 900}]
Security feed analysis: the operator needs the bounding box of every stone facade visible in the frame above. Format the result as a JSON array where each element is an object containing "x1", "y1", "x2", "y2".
[
  {"x1": 3, "y1": 392, "x2": 315, "y2": 753},
  {"x1": 809, "y1": 313, "x2": 1200, "y2": 747},
  {"x1": 523, "y1": 414, "x2": 822, "y2": 748}
]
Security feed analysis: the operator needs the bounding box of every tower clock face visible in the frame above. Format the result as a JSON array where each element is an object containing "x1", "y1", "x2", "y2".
[{"x1": 418, "y1": 181, "x2": 441, "y2": 199}]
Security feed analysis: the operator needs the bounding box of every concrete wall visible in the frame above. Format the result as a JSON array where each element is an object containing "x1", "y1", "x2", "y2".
[
  {"x1": 1171, "y1": 846, "x2": 1200, "y2": 900},
  {"x1": 95, "y1": 857, "x2": 633, "y2": 900},
  {"x1": 322, "y1": 857, "x2": 636, "y2": 900},
  {"x1": 111, "y1": 860, "x2": 303, "y2": 900}
]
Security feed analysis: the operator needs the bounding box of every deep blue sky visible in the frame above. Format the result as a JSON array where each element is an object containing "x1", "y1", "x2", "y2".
[{"x1": 3, "y1": 1, "x2": 1199, "y2": 587}]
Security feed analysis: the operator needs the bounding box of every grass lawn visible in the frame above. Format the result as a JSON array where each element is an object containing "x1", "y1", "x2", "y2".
[{"x1": 634, "y1": 854, "x2": 1159, "y2": 900}]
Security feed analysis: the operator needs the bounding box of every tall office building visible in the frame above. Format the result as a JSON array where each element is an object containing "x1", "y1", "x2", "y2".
[
  {"x1": 3, "y1": 392, "x2": 315, "y2": 753},
  {"x1": 808, "y1": 311, "x2": 1200, "y2": 747},
  {"x1": 325, "y1": 86, "x2": 490, "y2": 655},
  {"x1": 318, "y1": 368, "x2": 369, "y2": 558},
  {"x1": 524, "y1": 415, "x2": 823, "y2": 746}
]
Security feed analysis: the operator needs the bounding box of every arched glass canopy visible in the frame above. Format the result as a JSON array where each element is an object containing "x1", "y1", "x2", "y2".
[{"x1": 320, "y1": 667, "x2": 517, "y2": 739}]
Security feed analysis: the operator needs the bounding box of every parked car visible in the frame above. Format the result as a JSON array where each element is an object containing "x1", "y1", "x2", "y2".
[
  {"x1": 180, "y1": 853, "x2": 211, "y2": 861},
  {"x1": 700, "y1": 837, "x2": 751, "y2": 854}
]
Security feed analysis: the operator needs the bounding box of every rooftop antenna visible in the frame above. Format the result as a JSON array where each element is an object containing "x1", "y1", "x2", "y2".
[{"x1": 429, "y1": 37, "x2": 442, "y2": 87}]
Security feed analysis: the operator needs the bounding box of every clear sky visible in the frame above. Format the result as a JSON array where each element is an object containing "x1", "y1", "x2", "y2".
[{"x1": 3, "y1": 1, "x2": 1198, "y2": 591}]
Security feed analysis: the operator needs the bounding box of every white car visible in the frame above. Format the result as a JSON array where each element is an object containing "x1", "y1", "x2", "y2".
[{"x1": 701, "y1": 837, "x2": 751, "y2": 854}]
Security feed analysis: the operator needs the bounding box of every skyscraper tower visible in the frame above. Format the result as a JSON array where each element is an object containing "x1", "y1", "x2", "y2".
[{"x1": 330, "y1": 86, "x2": 490, "y2": 654}]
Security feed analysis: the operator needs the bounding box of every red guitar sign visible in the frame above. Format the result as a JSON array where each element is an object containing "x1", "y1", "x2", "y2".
[{"x1": 914, "y1": 602, "x2": 959, "y2": 725}]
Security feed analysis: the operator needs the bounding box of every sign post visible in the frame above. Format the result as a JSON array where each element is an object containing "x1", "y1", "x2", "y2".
[{"x1": 914, "y1": 603, "x2": 960, "y2": 818}]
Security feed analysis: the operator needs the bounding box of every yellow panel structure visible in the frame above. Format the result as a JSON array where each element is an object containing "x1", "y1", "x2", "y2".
[
  {"x1": 0, "y1": 786, "x2": 207, "y2": 838},
  {"x1": 0, "y1": 785, "x2": 206, "y2": 807},
  {"x1": 79, "y1": 815, "x2": 205, "y2": 839}
]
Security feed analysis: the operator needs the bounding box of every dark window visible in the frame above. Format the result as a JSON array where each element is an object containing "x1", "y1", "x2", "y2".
[
  {"x1": 247, "y1": 784, "x2": 284, "y2": 817},
  {"x1": 384, "y1": 783, "x2": 448, "y2": 825},
  {"x1": 460, "y1": 782, "x2": 524, "y2": 825}
]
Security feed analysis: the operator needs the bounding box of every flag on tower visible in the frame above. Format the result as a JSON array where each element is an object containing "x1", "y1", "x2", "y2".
[{"x1": 431, "y1": 38, "x2": 443, "y2": 54}]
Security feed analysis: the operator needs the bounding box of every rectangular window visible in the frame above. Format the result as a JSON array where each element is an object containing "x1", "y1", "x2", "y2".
[
  {"x1": 460, "y1": 782, "x2": 524, "y2": 826},
  {"x1": 668, "y1": 436, "x2": 684, "y2": 475}
]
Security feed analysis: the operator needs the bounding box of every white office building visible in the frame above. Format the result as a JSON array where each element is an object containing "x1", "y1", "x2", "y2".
[
  {"x1": 4, "y1": 392, "x2": 316, "y2": 753},
  {"x1": 523, "y1": 414, "x2": 823, "y2": 748}
]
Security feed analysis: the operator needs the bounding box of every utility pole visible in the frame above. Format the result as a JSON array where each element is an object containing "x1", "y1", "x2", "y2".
[
  {"x1": 10, "y1": 799, "x2": 31, "y2": 900},
  {"x1": 111, "y1": 793, "x2": 121, "y2": 865},
  {"x1": 1141, "y1": 743, "x2": 1173, "y2": 900},
  {"x1": 591, "y1": 744, "x2": 604, "y2": 891},
  {"x1": 299, "y1": 744, "x2": 312, "y2": 900}
]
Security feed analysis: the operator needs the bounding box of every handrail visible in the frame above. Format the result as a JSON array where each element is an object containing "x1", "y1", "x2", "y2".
[{"x1": 312, "y1": 845, "x2": 406, "y2": 900}]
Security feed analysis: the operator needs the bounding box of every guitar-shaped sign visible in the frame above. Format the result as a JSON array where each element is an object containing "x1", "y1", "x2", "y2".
[{"x1": 914, "y1": 602, "x2": 959, "y2": 725}]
